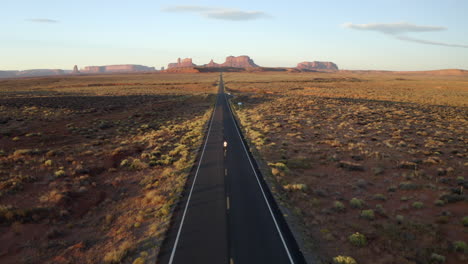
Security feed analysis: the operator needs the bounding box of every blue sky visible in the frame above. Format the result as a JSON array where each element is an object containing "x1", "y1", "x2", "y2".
[{"x1": 1, "y1": 0, "x2": 467, "y2": 70}]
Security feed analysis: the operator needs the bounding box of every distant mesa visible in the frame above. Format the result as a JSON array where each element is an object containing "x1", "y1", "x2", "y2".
[
  {"x1": 81, "y1": 64, "x2": 155, "y2": 73},
  {"x1": 166, "y1": 56, "x2": 339, "y2": 73},
  {"x1": 168, "y1": 58, "x2": 196, "y2": 69},
  {"x1": 0, "y1": 69, "x2": 65, "y2": 78},
  {"x1": 296, "y1": 61, "x2": 339, "y2": 71},
  {"x1": 216, "y1": 55, "x2": 259, "y2": 68},
  {"x1": 167, "y1": 55, "x2": 259, "y2": 70}
]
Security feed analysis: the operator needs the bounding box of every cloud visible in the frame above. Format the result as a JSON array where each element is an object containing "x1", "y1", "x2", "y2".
[
  {"x1": 27, "y1": 18, "x2": 59, "y2": 23},
  {"x1": 343, "y1": 22, "x2": 467, "y2": 48},
  {"x1": 162, "y1": 5, "x2": 269, "y2": 21},
  {"x1": 342, "y1": 22, "x2": 445, "y2": 34},
  {"x1": 396, "y1": 35, "x2": 468, "y2": 48}
]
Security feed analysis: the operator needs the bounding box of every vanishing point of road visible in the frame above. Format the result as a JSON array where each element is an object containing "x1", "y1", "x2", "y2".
[{"x1": 158, "y1": 74, "x2": 306, "y2": 264}]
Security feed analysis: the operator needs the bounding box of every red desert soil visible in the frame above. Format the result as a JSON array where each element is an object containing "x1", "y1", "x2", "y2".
[
  {"x1": 0, "y1": 73, "x2": 218, "y2": 263},
  {"x1": 224, "y1": 71, "x2": 468, "y2": 264}
]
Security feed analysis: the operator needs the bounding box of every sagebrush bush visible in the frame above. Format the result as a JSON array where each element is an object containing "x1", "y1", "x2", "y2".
[
  {"x1": 348, "y1": 232, "x2": 367, "y2": 247},
  {"x1": 283, "y1": 184, "x2": 307, "y2": 191},
  {"x1": 462, "y1": 216, "x2": 468, "y2": 227},
  {"x1": 361, "y1": 209, "x2": 375, "y2": 220},
  {"x1": 54, "y1": 170, "x2": 66, "y2": 177},
  {"x1": 434, "y1": 200, "x2": 445, "y2": 206},
  {"x1": 453, "y1": 241, "x2": 468, "y2": 253},
  {"x1": 333, "y1": 255, "x2": 357, "y2": 264},
  {"x1": 412, "y1": 201, "x2": 424, "y2": 209},
  {"x1": 430, "y1": 253, "x2": 446, "y2": 263},
  {"x1": 103, "y1": 241, "x2": 133, "y2": 263},
  {"x1": 333, "y1": 201, "x2": 345, "y2": 212},
  {"x1": 350, "y1": 198, "x2": 364, "y2": 209}
]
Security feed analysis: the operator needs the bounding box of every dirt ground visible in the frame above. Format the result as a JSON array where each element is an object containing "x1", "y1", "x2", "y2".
[
  {"x1": 0, "y1": 73, "x2": 218, "y2": 263},
  {"x1": 224, "y1": 72, "x2": 468, "y2": 264}
]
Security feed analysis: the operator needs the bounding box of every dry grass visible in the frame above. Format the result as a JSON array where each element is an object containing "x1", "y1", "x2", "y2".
[
  {"x1": 225, "y1": 71, "x2": 468, "y2": 264},
  {"x1": 0, "y1": 73, "x2": 217, "y2": 263}
]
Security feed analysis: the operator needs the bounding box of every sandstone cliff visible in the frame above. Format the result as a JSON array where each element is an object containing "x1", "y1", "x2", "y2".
[
  {"x1": 296, "y1": 61, "x2": 339, "y2": 71},
  {"x1": 167, "y1": 58, "x2": 196, "y2": 69},
  {"x1": 220, "y1": 56, "x2": 258, "y2": 68},
  {"x1": 203, "y1": 56, "x2": 259, "y2": 68},
  {"x1": 168, "y1": 56, "x2": 259, "y2": 69},
  {"x1": 206, "y1": 59, "x2": 220, "y2": 67}
]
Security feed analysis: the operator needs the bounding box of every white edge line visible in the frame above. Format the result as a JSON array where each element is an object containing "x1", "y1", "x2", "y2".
[
  {"x1": 168, "y1": 78, "x2": 220, "y2": 264},
  {"x1": 223, "y1": 86, "x2": 296, "y2": 264}
]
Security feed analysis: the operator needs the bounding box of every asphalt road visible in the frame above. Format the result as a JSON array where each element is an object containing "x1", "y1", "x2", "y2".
[{"x1": 158, "y1": 74, "x2": 305, "y2": 264}]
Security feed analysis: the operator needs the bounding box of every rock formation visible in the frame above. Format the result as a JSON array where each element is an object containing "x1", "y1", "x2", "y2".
[
  {"x1": 72, "y1": 65, "x2": 80, "y2": 74},
  {"x1": 296, "y1": 61, "x2": 338, "y2": 71},
  {"x1": 167, "y1": 58, "x2": 196, "y2": 69},
  {"x1": 82, "y1": 64, "x2": 155, "y2": 73},
  {"x1": 220, "y1": 56, "x2": 258, "y2": 68},
  {"x1": 168, "y1": 56, "x2": 259, "y2": 69},
  {"x1": 206, "y1": 59, "x2": 220, "y2": 67},
  {"x1": 203, "y1": 56, "x2": 259, "y2": 68}
]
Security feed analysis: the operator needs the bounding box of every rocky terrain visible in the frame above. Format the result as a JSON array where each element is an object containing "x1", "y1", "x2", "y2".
[{"x1": 296, "y1": 61, "x2": 339, "y2": 71}]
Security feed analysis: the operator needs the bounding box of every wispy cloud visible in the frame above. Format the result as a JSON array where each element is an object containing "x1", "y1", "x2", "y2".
[
  {"x1": 396, "y1": 35, "x2": 468, "y2": 48},
  {"x1": 343, "y1": 22, "x2": 467, "y2": 48},
  {"x1": 162, "y1": 5, "x2": 270, "y2": 21},
  {"x1": 27, "y1": 18, "x2": 59, "y2": 23}
]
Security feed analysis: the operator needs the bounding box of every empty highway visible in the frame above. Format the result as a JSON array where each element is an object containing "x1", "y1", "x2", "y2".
[{"x1": 158, "y1": 74, "x2": 306, "y2": 264}]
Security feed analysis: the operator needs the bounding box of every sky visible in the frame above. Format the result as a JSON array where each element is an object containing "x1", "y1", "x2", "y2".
[{"x1": 1, "y1": 0, "x2": 468, "y2": 71}]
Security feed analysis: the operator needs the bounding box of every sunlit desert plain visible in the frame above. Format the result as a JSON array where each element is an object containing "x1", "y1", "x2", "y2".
[
  {"x1": 224, "y1": 71, "x2": 467, "y2": 264},
  {"x1": 0, "y1": 73, "x2": 217, "y2": 263},
  {"x1": 0, "y1": 70, "x2": 467, "y2": 264}
]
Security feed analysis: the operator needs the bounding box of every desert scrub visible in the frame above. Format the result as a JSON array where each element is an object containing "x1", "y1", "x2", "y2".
[
  {"x1": 120, "y1": 159, "x2": 130, "y2": 167},
  {"x1": 430, "y1": 253, "x2": 446, "y2": 263},
  {"x1": 333, "y1": 255, "x2": 357, "y2": 264},
  {"x1": 54, "y1": 170, "x2": 66, "y2": 177},
  {"x1": 462, "y1": 216, "x2": 468, "y2": 227},
  {"x1": 129, "y1": 159, "x2": 148, "y2": 170},
  {"x1": 283, "y1": 183, "x2": 307, "y2": 191},
  {"x1": 399, "y1": 181, "x2": 421, "y2": 190},
  {"x1": 350, "y1": 198, "x2": 364, "y2": 208},
  {"x1": 453, "y1": 241, "x2": 468, "y2": 253},
  {"x1": 103, "y1": 241, "x2": 134, "y2": 263},
  {"x1": 333, "y1": 201, "x2": 345, "y2": 212},
  {"x1": 412, "y1": 201, "x2": 424, "y2": 209},
  {"x1": 373, "y1": 194, "x2": 387, "y2": 201},
  {"x1": 360, "y1": 209, "x2": 375, "y2": 220},
  {"x1": 396, "y1": 215, "x2": 405, "y2": 224},
  {"x1": 132, "y1": 257, "x2": 145, "y2": 264},
  {"x1": 348, "y1": 232, "x2": 367, "y2": 247},
  {"x1": 268, "y1": 162, "x2": 289, "y2": 171},
  {"x1": 13, "y1": 148, "x2": 40, "y2": 156}
]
